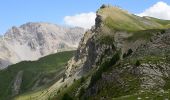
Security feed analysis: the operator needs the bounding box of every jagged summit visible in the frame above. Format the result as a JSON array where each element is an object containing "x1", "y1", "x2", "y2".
[
  {"x1": 0, "y1": 22, "x2": 85, "y2": 69},
  {"x1": 5, "y1": 22, "x2": 83, "y2": 38}
]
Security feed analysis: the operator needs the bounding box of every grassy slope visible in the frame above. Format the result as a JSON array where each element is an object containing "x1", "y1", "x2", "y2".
[
  {"x1": 0, "y1": 51, "x2": 75, "y2": 100},
  {"x1": 96, "y1": 6, "x2": 170, "y2": 44},
  {"x1": 99, "y1": 7, "x2": 170, "y2": 32}
]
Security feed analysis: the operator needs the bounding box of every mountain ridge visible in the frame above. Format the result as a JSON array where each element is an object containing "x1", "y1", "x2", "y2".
[
  {"x1": 49, "y1": 5, "x2": 170, "y2": 100},
  {"x1": 0, "y1": 51, "x2": 75, "y2": 100},
  {"x1": 2, "y1": 5, "x2": 170, "y2": 100},
  {"x1": 0, "y1": 22, "x2": 85, "y2": 69}
]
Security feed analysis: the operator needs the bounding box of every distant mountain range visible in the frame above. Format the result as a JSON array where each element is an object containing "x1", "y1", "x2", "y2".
[{"x1": 0, "y1": 22, "x2": 85, "y2": 69}]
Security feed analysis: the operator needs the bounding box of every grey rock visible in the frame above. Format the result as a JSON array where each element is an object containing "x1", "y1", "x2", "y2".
[
  {"x1": 0, "y1": 22, "x2": 85, "y2": 69},
  {"x1": 12, "y1": 71, "x2": 23, "y2": 96}
]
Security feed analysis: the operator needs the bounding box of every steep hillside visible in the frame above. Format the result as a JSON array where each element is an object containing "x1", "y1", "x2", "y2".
[
  {"x1": 48, "y1": 5, "x2": 170, "y2": 100},
  {"x1": 99, "y1": 5, "x2": 170, "y2": 31},
  {"x1": 0, "y1": 51, "x2": 75, "y2": 100},
  {"x1": 7, "y1": 5, "x2": 170, "y2": 100},
  {"x1": 0, "y1": 22, "x2": 84, "y2": 69}
]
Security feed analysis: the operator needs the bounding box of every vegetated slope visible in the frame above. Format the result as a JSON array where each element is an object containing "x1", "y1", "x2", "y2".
[
  {"x1": 0, "y1": 51, "x2": 75, "y2": 100},
  {"x1": 48, "y1": 5, "x2": 170, "y2": 100},
  {"x1": 99, "y1": 6, "x2": 170, "y2": 31},
  {"x1": 0, "y1": 22, "x2": 84, "y2": 69}
]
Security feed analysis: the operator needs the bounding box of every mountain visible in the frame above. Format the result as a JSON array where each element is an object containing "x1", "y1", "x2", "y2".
[
  {"x1": 47, "y1": 5, "x2": 170, "y2": 100},
  {"x1": 3, "y1": 5, "x2": 170, "y2": 100},
  {"x1": 65, "y1": 5, "x2": 170, "y2": 77},
  {"x1": 0, "y1": 50, "x2": 75, "y2": 100},
  {"x1": 0, "y1": 22, "x2": 84, "y2": 69}
]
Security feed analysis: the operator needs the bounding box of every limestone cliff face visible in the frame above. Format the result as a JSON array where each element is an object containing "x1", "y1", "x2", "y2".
[{"x1": 0, "y1": 22, "x2": 85, "y2": 69}]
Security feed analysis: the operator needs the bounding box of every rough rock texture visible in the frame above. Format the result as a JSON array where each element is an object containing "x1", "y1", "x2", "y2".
[
  {"x1": 0, "y1": 22, "x2": 85, "y2": 69},
  {"x1": 83, "y1": 29, "x2": 170, "y2": 98},
  {"x1": 12, "y1": 71, "x2": 23, "y2": 96},
  {"x1": 65, "y1": 12, "x2": 143, "y2": 77},
  {"x1": 134, "y1": 30, "x2": 170, "y2": 57}
]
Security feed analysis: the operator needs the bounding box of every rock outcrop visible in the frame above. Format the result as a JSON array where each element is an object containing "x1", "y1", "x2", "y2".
[{"x1": 12, "y1": 71, "x2": 23, "y2": 96}]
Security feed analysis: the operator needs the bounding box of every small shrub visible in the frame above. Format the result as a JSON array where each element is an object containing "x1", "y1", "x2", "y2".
[
  {"x1": 64, "y1": 84, "x2": 67, "y2": 88},
  {"x1": 100, "y1": 4, "x2": 107, "y2": 9},
  {"x1": 62, "y1": 93, "x2": 73, "y2": 100},
  {"x1": 69, "y1": 74, "x2": 72, "y2": 77},
  {"x1": 127, "y1": 49, "x2": 133, "y2": 56},
  {"x1": 80, "y1": 76, "x2": 85, "y2": 83},
  {"x1": 99, "y1": 35, "x2": 115, "y2": 45},
  {"x1": 123, "y1": 53, "x2": 126, "y2": 58},
  {"x1": 57, "y1": 89, "x2": 60, "y2": 94},
  {"x1": 123, "y1": 49, "x2": 133, "y2": 58},
  {"x1": 161, "y1": 30, "x2": 165, "y2": 34},
  {"x1": 62, "y1": 74, "x2": 66, "y2": 82},
  {"x1": 135, "y1": 60, "x2": 141, "y2": 66}
]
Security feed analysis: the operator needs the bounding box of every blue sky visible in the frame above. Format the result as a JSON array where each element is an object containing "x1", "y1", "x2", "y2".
[{"x1": 0, "y1": 0, "x2": 170, "y2": 34}]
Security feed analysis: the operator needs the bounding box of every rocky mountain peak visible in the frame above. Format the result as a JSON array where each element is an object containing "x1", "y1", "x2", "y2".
[{"x1": 0, "y1": 22, "x2": 85, "y2": 69}]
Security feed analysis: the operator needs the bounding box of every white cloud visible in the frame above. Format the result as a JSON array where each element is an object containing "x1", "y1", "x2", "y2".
[
  {"x1": 138, "y1": 1, "x2": 170, "y2": 20},
  {"x1": 64, "y1": 12, "x2": 96, "y2": 29}
]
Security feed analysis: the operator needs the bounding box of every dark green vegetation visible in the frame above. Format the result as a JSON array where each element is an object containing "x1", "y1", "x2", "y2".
[
  {"x1": 89, "y1": 50, "x2": 121, "y2": 87},
  {"x1": 52, "y1": 77, "x2": 87, "y2": 100},
  {"x1": 98, "y1": 35, "x2": 115, "y2": 45},
  {"x1": 62, "y1": 93, "x2": 73, "y2": 100},
  {"x1": 123, "y1": 49, "x2": 133, "y2": 58},
  {"x1": 0, "y1": 51, "x2": 75, "y2": 100},
  {"x1": 85, "y1": 50, "x2": 141, "y2": 99},
  {"x1": 51, "y1": 69, "x2": 96, "y2": 100},
  {"x1": 135, "y1": 60, "x2": 141, "y2": 66}
]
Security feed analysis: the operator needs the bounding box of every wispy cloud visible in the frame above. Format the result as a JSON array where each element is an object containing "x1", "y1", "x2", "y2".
[
  {"x1": 138, "y1": 1, "x2": 170, "y2": 20},
  {"x1": 64, "y1": 12, "x2": 96, "y2": 29}
]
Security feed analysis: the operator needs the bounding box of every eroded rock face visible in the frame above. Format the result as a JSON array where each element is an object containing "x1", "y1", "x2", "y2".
[
  {"x1": 0, "y1": 22, "x2": 85, "y2": 69},
  {"x1": 12, "y1": 71, "x2": 23, "y2": 96}
]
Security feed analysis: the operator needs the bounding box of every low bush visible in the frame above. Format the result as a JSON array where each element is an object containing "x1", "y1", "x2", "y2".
[{"x1": 62, "y1": 93, "x2": 73, "y2": 100}]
